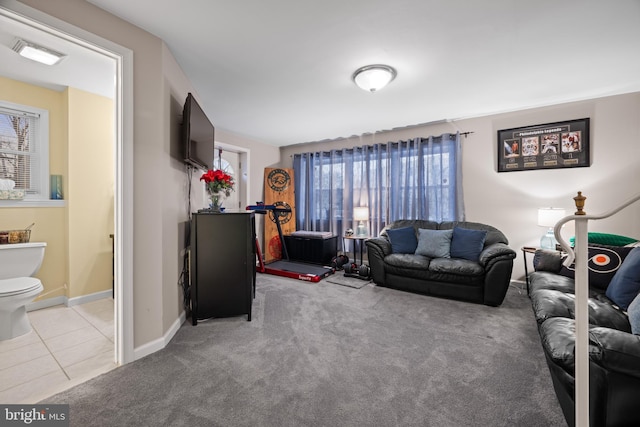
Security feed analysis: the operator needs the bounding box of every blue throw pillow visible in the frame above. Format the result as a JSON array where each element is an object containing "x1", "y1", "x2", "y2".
[
  {"x1": 415, "y1": 228, "x2": 452, "y2": 258},
  {"x1": 628, "y1": 293, "x2": 640, "y2": 335},
  {"x1": 386, "y1": 226, "x2": 418, "y2": 254},
  {"x1": 606, "y1": 247, "x2": 640, "y2": 310},
  {"x1": 450, "y1": 227, "x2": 487, "y2": 262}
]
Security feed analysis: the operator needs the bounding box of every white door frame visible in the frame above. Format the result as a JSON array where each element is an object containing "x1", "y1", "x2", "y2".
[{"x1": 0, "y1": 0, "x2": 134, "y2": 364}]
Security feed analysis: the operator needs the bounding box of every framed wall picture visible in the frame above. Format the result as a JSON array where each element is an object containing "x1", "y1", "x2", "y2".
[{"x1": 497, "y1": 118, "x2": 590, "y2": 172}]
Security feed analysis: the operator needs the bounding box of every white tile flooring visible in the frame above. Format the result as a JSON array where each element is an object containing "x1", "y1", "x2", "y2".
[{"x1": 0, "y1": 298, "x2": 117, "y2": 404}]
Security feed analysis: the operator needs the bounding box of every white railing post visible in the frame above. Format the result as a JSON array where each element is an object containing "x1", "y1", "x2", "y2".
[{"x1": 572, "y1": 192, "x2": 589, "y2": 427}]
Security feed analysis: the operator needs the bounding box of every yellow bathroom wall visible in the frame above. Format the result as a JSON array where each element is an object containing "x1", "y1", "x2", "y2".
[
  {"x1": 0, "y1": 76, "x2": 68, "y2": 299},
  {"x1": 66, "y1": 87, "x2": 114, "y2": 298}
]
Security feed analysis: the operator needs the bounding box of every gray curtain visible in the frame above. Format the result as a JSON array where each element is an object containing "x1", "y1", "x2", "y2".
[{"x1": 293, "y1": 132, "x2": 464, "y2": 250}]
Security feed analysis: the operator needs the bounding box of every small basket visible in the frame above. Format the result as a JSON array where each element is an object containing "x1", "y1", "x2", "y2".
[{"x1": 0, "y1": 229, "x2": 31, "y2": 244}]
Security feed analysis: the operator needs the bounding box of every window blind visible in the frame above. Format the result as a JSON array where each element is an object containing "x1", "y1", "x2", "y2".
[{"x1": 0, "y1": 107, "x2": 41, "y2": 193}]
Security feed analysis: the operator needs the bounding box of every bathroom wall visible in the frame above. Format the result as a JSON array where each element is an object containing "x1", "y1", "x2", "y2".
[
  {"x1": 0, "y1": 76, "x2": 113, "y2": 301},
  {"x1": 66, "y1": 87, "x2": 114, "y2": 299}
]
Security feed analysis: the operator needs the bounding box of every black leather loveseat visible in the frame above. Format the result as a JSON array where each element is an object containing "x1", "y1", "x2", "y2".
[
  {"x1": 529, "y1": 248, "x2": 640, "y2": 427},
  {"x1": 365, "y1": 220, "x2": 516, "y2": 306}
]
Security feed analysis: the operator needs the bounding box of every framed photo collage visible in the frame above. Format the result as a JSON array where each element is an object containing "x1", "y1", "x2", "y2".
[{"x1": 497, "y1": 118, "x2": 590, "y2": 172}]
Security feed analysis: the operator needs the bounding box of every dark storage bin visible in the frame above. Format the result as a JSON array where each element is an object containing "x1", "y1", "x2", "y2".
[{"x1": 284, "y1": 232, "x2": 337, "y2": 265}]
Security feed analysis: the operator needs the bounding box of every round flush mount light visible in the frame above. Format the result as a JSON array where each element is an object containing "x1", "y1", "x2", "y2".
[{"x1": 352, "y1": 64, "x2": 397, "y2": 92}]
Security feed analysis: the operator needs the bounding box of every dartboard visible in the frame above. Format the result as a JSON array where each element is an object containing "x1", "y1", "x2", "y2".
[
  {"x1": 267, "y1": 169, "x2": 291, "y2": 192},
  {"x1": 268, "y1": 201, "x2": 292, "y2": 225}
]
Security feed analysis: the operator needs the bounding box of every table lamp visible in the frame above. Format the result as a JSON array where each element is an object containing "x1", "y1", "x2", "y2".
[
  {"x1": 354, "y1": 207, "x2": 369, "y2": 237},
  {"x1": 537, "y1": 207, "x2": 566, "y2": 249}
]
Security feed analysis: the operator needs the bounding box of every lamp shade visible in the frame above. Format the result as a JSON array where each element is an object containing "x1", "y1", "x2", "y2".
[
  {"x1": 353, "y1": 207, "x2": 369, "y2": 221},
  {"x1": 537, "y1": 208, "x2": 566, "y2": 227},
  {"x1": 352, "y1": 65, "x2": 397, "y2": 92}
]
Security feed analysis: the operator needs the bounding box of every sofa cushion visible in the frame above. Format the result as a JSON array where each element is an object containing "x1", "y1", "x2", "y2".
[
  {"x1": 450, "y1": 227, "x2": 487, "y2": 261},
  {"x1": 384, "y1": 253, "x2": 433, "y2": 281},
  {"x1": 529, "y1": 271, "x2": 576, "y2": 294},
  {"x1": 530, "y1": 288, "x2": 631, "y2": 332},
  {"x1": 539, "y1": 317, "x2": 581, "y2": 374},
  {"x1": 606, "y1": 247, "x2": 640, "y2": 310},
  {"x1": 532, "y1": 249, "x2": 563, "y2": 273},
  {"x1": 415, "y1": 228, "x2": 452, "y2": 258},
  {"x1": 540, "y1": 318, "x2": 640, "y2": 378},
  {"x1": 539, "y1": 317, "x2": 608, "y2": 375},
  {"x1": 386, "y1": 226, "x2": 418, "y2": 254},
  {"x1": 559, "y1": 244, "x2": 634, "y2": 290},
  {"x1": 384, "y1": 253, "x2": 431, "y2": 270},
  {"x1": 429, "y1": 258, "x2": 484, "y2": 276}
]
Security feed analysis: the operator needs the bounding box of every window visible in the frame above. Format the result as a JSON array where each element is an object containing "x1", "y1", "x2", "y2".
[
  {"x1": 213, "y1": 157, "x2": 234, "y2": 177},
  {"x1": 0, "y1": 101, "x2": 49, "y2": 201},
  {"x1": 293, "y1": 134, "x2": 463, "y2": 241}
]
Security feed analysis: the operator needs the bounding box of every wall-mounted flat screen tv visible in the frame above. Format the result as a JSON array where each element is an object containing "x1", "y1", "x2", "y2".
[{"x1": 182, "y1": 92, "x2": 214, "y2": 171}]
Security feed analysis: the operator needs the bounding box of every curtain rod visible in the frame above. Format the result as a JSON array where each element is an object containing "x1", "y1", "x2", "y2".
[{"x1": 289, "y1": 131, "x2": 475, "y2": 156}]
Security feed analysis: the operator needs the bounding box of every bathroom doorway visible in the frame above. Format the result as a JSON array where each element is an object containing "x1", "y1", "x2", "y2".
[{"x1": 0, "y1": 1, "x2": 134, "y2": 371}]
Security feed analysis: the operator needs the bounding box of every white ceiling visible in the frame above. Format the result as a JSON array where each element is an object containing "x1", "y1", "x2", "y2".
[{"x1": 2, "y1": 1, "x2": 640, "y2": 147}]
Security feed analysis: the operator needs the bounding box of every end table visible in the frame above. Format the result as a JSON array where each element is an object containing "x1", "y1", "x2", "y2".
[
  {"x1": 521, "y1": 246, "x2": 538, "y2": 295},
  {"x1": 343, "y1": 235, "x2": 370, "y2": 266}
]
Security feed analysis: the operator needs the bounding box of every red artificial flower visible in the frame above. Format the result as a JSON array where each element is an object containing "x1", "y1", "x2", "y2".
[{"x1": 200, "y1": 169, "x2": 235, "y2": 196}]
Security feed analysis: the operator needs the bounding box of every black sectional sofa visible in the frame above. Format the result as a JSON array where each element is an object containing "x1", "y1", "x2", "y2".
[
  {"x1": 529, "y1": 248, "x2": 640, "y2": 427},
  {"x1": 365, "y1": 220, "x2": 516, "y2": 306}
]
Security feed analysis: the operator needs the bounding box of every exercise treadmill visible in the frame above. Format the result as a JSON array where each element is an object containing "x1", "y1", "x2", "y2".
[{"x1": 248, "y1": 204, "x2": 334, "y2": 282}]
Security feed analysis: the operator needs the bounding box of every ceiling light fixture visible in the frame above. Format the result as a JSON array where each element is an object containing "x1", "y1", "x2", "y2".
[
  {"x1": 12, "y1": 39, "x2": 66, "y2": 66},
  {"x1": 352, "y1": 64, "x2": 397, "y2": 92}
]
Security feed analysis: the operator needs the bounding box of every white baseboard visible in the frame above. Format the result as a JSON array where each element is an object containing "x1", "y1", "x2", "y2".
[
  {"x1": 27, "y1": 295, "x2": 66, "y2": 312},
  {"x1": 133, "y1": 310, "x2": 186, "y2": 361},
  {"x1": 27, "y1": 289, "x2": 113, "y2": 312},
  {"x1": 67, "y1": 289, "x2": 113, "y2": 307}
]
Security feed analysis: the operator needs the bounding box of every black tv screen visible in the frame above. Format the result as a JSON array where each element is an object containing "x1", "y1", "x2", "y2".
[{"x1": 182, "y1": 93, "x2": 214, "y2": 170}]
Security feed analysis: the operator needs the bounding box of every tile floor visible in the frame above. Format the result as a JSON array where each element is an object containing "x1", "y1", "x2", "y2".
[{"x1": 0, "y1": 298, "x2": 117, "y2": 404}]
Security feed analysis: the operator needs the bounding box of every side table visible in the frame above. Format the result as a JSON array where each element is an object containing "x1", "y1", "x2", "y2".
[
  {"x1": 343, "y1": 235, "x2": 371, "y2": 266},
  {"x1": 521, "y1": 246, "x2": 538, "y2": 295}
]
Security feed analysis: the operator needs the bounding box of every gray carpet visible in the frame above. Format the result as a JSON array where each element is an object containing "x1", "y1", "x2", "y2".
[{"x1": 43, "y1": 276, "x2": 566, "y2": 427}]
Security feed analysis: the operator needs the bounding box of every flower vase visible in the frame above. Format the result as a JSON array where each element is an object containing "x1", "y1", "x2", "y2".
[{"x1": 209, "y1": 192, "x2": 225, "y2": 213}]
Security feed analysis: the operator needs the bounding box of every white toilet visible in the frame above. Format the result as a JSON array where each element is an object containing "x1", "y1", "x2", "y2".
[{"x1": 0, "y1": 242, "x2": 46, "y2": 341}]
